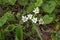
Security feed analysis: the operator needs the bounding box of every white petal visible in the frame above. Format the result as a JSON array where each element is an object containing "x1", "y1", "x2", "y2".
[
  {"x1": 33, "y1": 7, "x2": 39, "y2": 14},
  {"x1": 31, "y1": 17, "x2": 37, "y2": 23},
  {"x1": 22, "y1": 16, "x2": 28, "y2": 22},
  {"x1": 27, "y1": 14, "x2": 33, "y2": 19},
  {"x1": 39, "y1": 18, "x2": 44, "y2": 24}
]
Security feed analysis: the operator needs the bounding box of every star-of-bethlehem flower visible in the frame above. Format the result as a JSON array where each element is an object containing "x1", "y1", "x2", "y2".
[
  {"x1": 39, "y1": 18, "x2": 44, "y2": 24},
  {"x1": 31, "y1": 17, "x2": 37, "y2": 23},
  {"x1": 33, "y1": 7, "x2": 39, "y2": 14},
  {"x1": 22, "y1": 16, "x2": 28, "y2": 22},
  {"x1": 27, "y1": 14, "x2": 33, "y2": 19}
]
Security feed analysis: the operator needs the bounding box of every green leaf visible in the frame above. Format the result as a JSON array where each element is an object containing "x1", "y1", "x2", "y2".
[
  {"x1": 26, "y1": 3, "x2": 36, "y2": 13},
  {"x1": 26, "y1": 0, "x2": 43, "y2": 13},
  {"x1": 15, "y1": 25, "x2": 23, "y2": 40},
  {"x1": 15, "y1": 36, "x2": 19, "y2": 40},
  {"x1": 5, "y1": 24, "x2": 17, "y2": 31},
  {"x1": 16, "y1": 12, "x2": 21, "y2": 19},
  {"x1": 0, "y1": 14, "x2": 7, "y2": 27},
  {"x1": 55, "y1": 0, "x2": 60, "y2": 5},
  {"x1": 0, "y1": 11, "x2": 16, "y2": 27},
  {"x1": 54, "y1": 22, "x2": 60, "y2": 31},
  {"x1": 35, "y1": 0, "x2": 43, "y2": 7},
  {"x1": 8, "y1": 0, "x2": 16, "y2": 5},
  {"x1": 32, "y1": 23, "x2": 43, "y2": 40},
  {"x1": 6, "y1": 12, "x2": 16, "y2": 22},
  {"x1": 0, "y1": 0, "x2": 8, "y2": 4},
  {"x1": 26, "y1": 0, "x2": 36, "y2": 13},
  {"x1": 43, "y1": 15, "x2": 54, "y2": 24},
  {"x1": 41, "y1": 1, "x2": 56, "y2": 14},
  {"x1": 18, "y1": 0, "x2": 28, "y2": 6},
  {"x1": 0, "y1": 30, "x2": 4, "y2": 40},
  {"x1": 0, "y1": 0, "x2": 3, "y2": 4},
  {"x1": 51, "y1": 34, "x2": 60, "y2": 40}
]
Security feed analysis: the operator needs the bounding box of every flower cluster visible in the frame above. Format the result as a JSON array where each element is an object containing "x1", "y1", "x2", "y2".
[{"x1": 22, "y1": 7, "x2": 44, "y2": 24}]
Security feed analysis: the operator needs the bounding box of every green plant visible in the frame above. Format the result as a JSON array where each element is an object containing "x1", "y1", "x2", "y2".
[{"x1": 0, "y1": 0, "x2": 60, "y2": 40}]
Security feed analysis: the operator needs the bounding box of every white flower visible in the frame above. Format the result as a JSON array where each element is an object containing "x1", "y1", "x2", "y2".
[
  {"x1": 33, "y1": 7, "x2": 39, "y2": 14},
  {"x1": 22, "y1": 16, "x2": 28, "y2": 22},
  {"x1": 39, "y1": 18, "x2": 44, "y2": 24},
  {"x1": 27, "y1": 14, "x2": 33, "y2": 19},
  {"x1": 31, "y1": 17, "x2": 37, "y2": 23}
]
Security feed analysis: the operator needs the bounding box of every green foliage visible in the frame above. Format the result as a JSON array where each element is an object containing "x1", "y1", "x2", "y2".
[
  {"x1": 15, "y1": 25, "x2": 23, "y2": 40},
  {"x1": 5, "y1": 24, "x2": 17, "y2": 31},
  {"x1": 55, "y1": 0, "x2": 60, "y2": 5},
  {"x1": 35, "y1": 0, "x2": 43, "y2": 7},
  {"x1": 26, "y1": 3, "x2": 35, "y2": 13},
  {"x1": 32, "y1": 23, "x2": 43, "y2": 40},
  {"x1": 0, "y1": 0, "x2": 60, "y2": 40},
  {"x1": 0, "y1": 0, "x2": 8, "y2": 4},
  {"x1": 43, "y1": 15, "x2": 54, "y2": 24},
  {"x1": 0, "y1": 12, "x2": 16, "y2": 27},
  {"x1": 16, "y1": 12, "x2": 21, "y2": 18},
  {"x1": 26, "y1": 0, "x2": 43, "y2": 13},
  {"x1": 0, "y1": 0, "x2": 16, "y2": 5},
  {"x1": 8, "y1": 0, "x2": 16, "y2": 5},
  {"x1": 0, "y1": 14, "x2": 7, "y2": 27},
  {"x1": 41, "y1": 0, "x2": 56, "y2": 14},
  {"x1": 51, "y1": 34, "x2": 60, "y2": 40},
  {"x1": 18, "y1": 0, "x2": 28, "y2": 6},
  {"x1": 6, "y1": 12, "x2": 16, "y2": 22},
  {"x1": 0, "y1": 30, "x2": 4, "y2": 40},
  {"x1": 0, "y1": 0, "x2": 2, "y2": 4}
]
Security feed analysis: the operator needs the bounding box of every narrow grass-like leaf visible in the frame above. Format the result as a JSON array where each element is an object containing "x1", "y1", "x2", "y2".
[
  {"x1": 15, "y1": 25, "x2": 23, "y2": 40},
  {"x1": 0, "y1": 30, "x2": 4, "y2": 40},
  {"x1": 32, "y1": 23, "x2": 43, "y2": 40}
]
